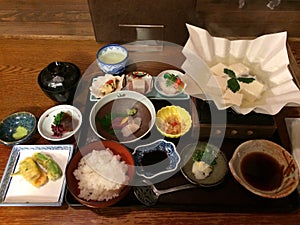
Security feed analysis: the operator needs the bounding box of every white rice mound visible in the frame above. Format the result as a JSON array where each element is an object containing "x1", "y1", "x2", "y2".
[{"x1": 73, "y1": 149, "x2": 129, "y2": 201}]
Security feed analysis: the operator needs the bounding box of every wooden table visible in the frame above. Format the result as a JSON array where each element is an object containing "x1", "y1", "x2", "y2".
[{"x1": 1, "y1": 37, "x2": 300, "y2": 225}]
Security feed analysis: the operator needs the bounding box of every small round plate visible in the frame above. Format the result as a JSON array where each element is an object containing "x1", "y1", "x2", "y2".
[
  {"x1": 180, "y1": 142, "x2": 228, "y2": 187},
  {"x1": 38, "y1": 105, "x2": 82, "y2": 141},
  {"x1": 154, "y1": 70, "x2": 186, "y2": 97}
]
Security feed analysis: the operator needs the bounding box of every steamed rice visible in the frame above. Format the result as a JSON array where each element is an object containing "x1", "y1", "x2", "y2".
[{"x1": 73, "y1": 149, "x2": 129, "y2": 201}]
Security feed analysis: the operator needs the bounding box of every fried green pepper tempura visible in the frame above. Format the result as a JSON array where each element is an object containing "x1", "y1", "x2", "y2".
[{"x1": 33, "y1": 152, "x2": 62, "y2": 181}]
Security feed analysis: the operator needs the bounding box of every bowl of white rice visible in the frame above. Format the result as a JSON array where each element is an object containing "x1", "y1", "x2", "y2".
[{"x1": 66, "y1": 140, "x2": 135, "y2": 208}]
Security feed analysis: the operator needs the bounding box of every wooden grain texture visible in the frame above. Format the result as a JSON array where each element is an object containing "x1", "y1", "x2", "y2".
[
  {"x1": 0, "y1": 0, "x2": 94, "y2": 39},
  {"x1": 1, "y1": 37, "x2": 300, "y2": 224}
]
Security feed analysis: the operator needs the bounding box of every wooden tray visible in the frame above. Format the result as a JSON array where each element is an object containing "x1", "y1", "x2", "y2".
[{"x1": 65, "y1": 59, "x2": 300, "y2": 212}]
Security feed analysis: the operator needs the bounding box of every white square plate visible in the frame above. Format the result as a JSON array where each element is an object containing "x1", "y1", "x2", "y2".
[{"x1": 0, "y1": 145, "x2": 73, "y2": 206}]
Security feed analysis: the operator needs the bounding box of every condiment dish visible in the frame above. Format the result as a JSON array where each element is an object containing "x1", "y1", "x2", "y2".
[
  {"x1": 229, "y1": 139, "x2": 300, "y2": 198},
  {"x1": 0, "y1": 112, "x2": 37, "y2": 146},
  {"x1": 38, "y1": 105, "x2": 82, "y2": 142},
  {"x1": 180, "y1": 142, "x2": 228, "y2": 187},
  {"x1": 155, "y1": 105, "x2": 192, "y2": 138},
  {"x1": 133, "y1": 139, "x2": 180, "y2": 179}
]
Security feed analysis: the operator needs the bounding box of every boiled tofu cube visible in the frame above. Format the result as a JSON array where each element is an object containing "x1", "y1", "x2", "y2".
[
  {"x1": 228, "y1": 63, "x2": 250, "y2": 77},
  {"x1": 207, "y1": 74, "x2": 228, "y2": 93},
  {"x1": 210, "y1": 63, "x2": 228, "y2": 77},
  {"x1": 240, "y1": 80, "x2": 264, "y2": 102},
  {"x1": 222, "y1": 89, "x2": 243, "y2": 106}
]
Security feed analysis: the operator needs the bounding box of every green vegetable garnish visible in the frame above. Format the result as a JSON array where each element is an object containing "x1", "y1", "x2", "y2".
[
  {"x1": 53, "y1": 111, "x2": 64, "y2": 126},
  {"x1": 193, "y1": 144, "x2": 217, "y2": 166},
  {"x1": 224, "y1": 68, "x2": 255, "y2": 93},
  {"x1": 163, "y1": 73, "x2": 184, "y2": 90},
  {"x1": 127, "y1": 107, "x2": 137, "y2": 116}
]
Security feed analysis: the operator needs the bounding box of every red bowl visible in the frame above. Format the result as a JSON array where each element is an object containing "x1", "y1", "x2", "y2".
[{"x1": 66, "y1": 140, "x2": 135, "y2": 208}]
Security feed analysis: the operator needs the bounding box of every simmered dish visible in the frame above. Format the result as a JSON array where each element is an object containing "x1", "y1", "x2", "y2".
[
  {"x1": 158, "y1": 114, "x2": 183, "y2": 135},
  {"x1": 95, "y1": 98, "x2": 151, "y2": 142}
]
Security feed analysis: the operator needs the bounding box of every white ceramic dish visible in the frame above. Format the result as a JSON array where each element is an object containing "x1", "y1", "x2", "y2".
[
  {"x1": 38, "y1": 105, "x2": 82, "y2": 141},
  {"x1": 89, "y1": 90, "x2": 156, "y2": 144},
  {"x1": 154, "y1": 70, "x2": 186, "y2": 97},
  {"x1": 0, "y1": 144, "x2": 73, "y2": 206},
  {"x1": 89, "y1": 74, "x2": 125, "y2": 99}
]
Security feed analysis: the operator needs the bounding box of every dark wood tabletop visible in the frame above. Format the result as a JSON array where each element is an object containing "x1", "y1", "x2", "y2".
[{"x1": 1, "y1": 37, "x2": 300, "y2": 225}]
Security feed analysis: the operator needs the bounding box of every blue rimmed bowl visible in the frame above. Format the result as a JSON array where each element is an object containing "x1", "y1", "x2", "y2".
[
  {"x1": 96, "y1": 44, "x2": 128, "y2": 75},
  {"x1": 0, "y1": 112, "x2": 37, "y2": 146},
  {"x1": 132, "y1": 139, "x2": 180, "y2": 179}
]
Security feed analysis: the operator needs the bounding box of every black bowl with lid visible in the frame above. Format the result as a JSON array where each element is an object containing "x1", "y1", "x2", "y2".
[{"x1": 38, "y1": 61, "x2": 81, "y2": 103}]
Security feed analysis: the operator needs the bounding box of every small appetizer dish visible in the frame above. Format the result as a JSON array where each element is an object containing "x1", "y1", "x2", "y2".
[
  {"x1": 0, "y1": 112, "x2": 37, "y2": 146},
  {"x1": 38, "y1": 105, "x2": 82, "y2": 141},
  {"x1": 0, "y1": 144, "x2": 73, "y2": 206},
  {"x1": 96, "y1": 44, "x2": 128, "y2": 74},
  {"x1": 90, "y1": 74, "x2": 125, "y2": 99},
  {"x1": 181, "y1": 142, "x2": 228, "y2": 187},
  {"x1": 66, "y1": 140, "x2": 135, "y2": 208},
  {"x1": 133, "y1": 139, "x2": 180, "y2": 180},
  {"x1": 154, "y1": 70, "x2": 186, "y2": 97},
  {"x1": 90, "y1": 90, "x2": 156, "y2": 143},
  {"x1": 124, "y1": 71, "x2": 153, "y2": 95},
  {"x1": 229, "y1": 139, "x2": 300, "y2": 199},
  {"x1": 155, "y1": 105, "x2": 192, "y2": 138}
]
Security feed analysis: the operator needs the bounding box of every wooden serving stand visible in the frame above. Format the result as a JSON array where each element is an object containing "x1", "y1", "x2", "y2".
[{"x1": 64, "y1": 43, "x2": 300, "y2": 212}]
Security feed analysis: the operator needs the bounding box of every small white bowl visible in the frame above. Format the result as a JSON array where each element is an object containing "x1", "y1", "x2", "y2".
[
  {"x1": 96, "y1": 44, "x2": 128, "y2": 74},
  {"x1": 154, "y1": 70, "x2": 186, "y2": 97},
  {"x1": 38, "y1": 105, "x2": 82, "y2": 141},
  {"x1": 89, "y1": 90, "x2": 156, "y2": 144}
]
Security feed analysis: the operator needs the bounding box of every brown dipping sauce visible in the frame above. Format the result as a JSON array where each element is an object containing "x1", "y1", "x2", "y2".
[
  {"x1": 141, "y1": 150, "x2": 170, "y2": 174},
  {"x1": 95, "y1": 98, "x2": 151, "y2": 142},
  {"x1": 241, "y1": 152, "x2": 283, "y2": 191}
]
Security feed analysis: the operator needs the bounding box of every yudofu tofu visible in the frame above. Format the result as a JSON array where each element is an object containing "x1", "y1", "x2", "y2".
[
  {"x1": 240, "y1": 79, "x2": 264, "y2": 102},
  {"x1": 207, "y1": 74, "x2": 228, "y2": 92},
  {"x1": 228, "y1": 63, "x2": 250, "y2": 76},
  {"x1": 210, "y1": 63, "x2": 228, "y2": 77},
  {"x1": 222, "y1": 89, "x2": 243, "y2": 106}
]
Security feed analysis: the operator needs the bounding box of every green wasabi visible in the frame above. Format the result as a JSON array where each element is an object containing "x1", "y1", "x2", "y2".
[{"x1": 13, "y1": 126, "x2": 28, "y2": 140}]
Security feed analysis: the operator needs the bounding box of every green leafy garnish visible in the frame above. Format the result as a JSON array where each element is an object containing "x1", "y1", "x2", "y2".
[
  {"x1": 193, "y1": 145, "x2": 217, "y2": 166},
  {"x1": 53, "y1": 111, "x2": 64, "y2": 126},
  {"x1": 224, "y1": 68, "x2": 255, "y2": 93},
  {"x1": 163, "y1": 73, "x2": 184, "y2": 90},
  {"x1": 126, "y1": 108, "x2": 137, "y2": 116}
]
